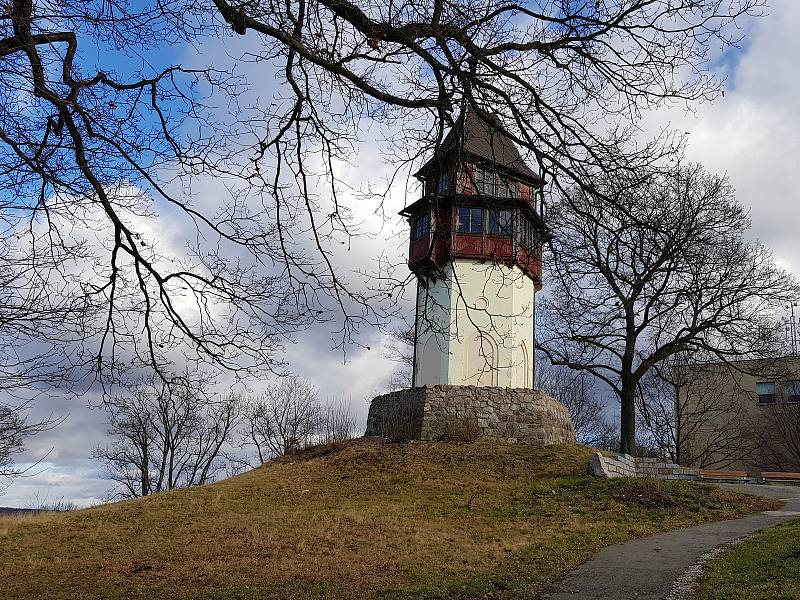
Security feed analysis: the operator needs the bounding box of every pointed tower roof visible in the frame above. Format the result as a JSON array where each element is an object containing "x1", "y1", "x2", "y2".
[{"x1": 415, "y1": 108, "x2": 541, "y2": 185}]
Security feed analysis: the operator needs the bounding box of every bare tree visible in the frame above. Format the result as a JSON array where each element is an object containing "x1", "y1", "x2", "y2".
[
  {"x1": 0, "y1": 0, "x2": 765, "y2": 392},
  {"x1": 240, "y1": 377, "x2": 321, "y2": 461},
  {"x1": 539, "y1": 162, "x2": 798, "y2": 454},
  {"x1": 0, "y1": 401, "x2": 59, "y2": 494},
  {"x1": 0, "y1": 233, "x2": 91, "y2": 394},
  {"x1": 25, "y1": 491, "x2": 78, "y2": 513},
  {"x1": 758, "y1": 404, "x2": 800, "y2": 472},
  {"x1": 239, "y1": 378, "x2": 358, "y2": 464},
  {"x1": 637, "y1": 357, "x2": 759, "y2": 467},
  {"x1": 318, "y1": 399, "x2": 358, "y2": 446},
  {"x1": 92, "y1": 371, "x2": 240, "y2": 498},
  {"x1": 754, "y1": 377, "x2": 800, "y2": 472},
  {"x1": 383, "y1": 321, "x2": 415, "y2": 390},
  {"x1": 535, "y1": 359, "x2": 616, "y2": 449}
]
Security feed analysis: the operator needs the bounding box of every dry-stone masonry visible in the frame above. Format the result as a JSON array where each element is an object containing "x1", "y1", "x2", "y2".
[
  {"x1": 364, "y1": 385, "x2": 575, "y2": 445},
  {"x1": 587, "y1": 452, "x2": 800, "y2": 484},
  {"x1": 588, "y1": 452, "x2": 700, "y2": 480}
]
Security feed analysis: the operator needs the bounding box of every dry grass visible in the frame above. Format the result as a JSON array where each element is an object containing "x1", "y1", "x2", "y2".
[{"x1": 0, "y1": 439, "x2": 777, "y2": 600}]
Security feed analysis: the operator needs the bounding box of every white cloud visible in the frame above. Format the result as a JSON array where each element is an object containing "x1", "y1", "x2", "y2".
[{"x1": 642, "y1": 0, "x2": 800, "y2": 274}]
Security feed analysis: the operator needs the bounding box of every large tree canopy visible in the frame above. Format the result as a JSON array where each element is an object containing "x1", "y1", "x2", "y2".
[
  {"x1": 0, "y1": 0, "x2": 764, "y2": 391},
  {"x1": 539, "y1": 162, "x2": 798, "y2": 454}
]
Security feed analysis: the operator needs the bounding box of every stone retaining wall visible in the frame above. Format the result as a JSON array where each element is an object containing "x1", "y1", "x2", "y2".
[
  {"x1": 365, "y1": 385, "x2": 575, "y2": 446},
  {"x1": 588, "y1": 451, "x2": 800, "y2": 485},
  {"x1": 588, "y1": 452, "x2": 700, "y2": 481}
]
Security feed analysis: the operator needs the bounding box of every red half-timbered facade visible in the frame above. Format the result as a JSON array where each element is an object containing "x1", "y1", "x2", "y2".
[{"x1": 400, "y1": 110, "x2": 547, "y2": 290}]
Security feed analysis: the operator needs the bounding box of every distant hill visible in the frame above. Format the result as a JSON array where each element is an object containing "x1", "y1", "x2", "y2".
[
  {"x1": 0, "y1": 438, "x2": 777, "y2": 600},
  {"x1": 0, "y1": 507, "x2": 38, "y2": 515}
]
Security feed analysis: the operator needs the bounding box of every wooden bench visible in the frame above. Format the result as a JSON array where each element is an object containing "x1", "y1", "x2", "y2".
[
  {"x1": 699, "y1": 469, "x2": 748, "y2": 479},
  {"x1": 761, "y1": 472, "x2": 800, "y2": 481}
]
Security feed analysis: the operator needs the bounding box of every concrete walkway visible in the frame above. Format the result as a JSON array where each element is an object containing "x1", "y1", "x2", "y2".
[{"x1": 540, "y1": 484, "x2": 800, "y2": 600}]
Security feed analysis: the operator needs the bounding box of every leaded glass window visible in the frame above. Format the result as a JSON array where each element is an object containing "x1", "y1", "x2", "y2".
[
  {"x1": 412, "y1": 212, "x2": 430, "y2": 240},
  {"x1": 457, "y1": 207, "x2": 483, "y2": 234},
  {"x1": 487, "y1": 209, "x2": 512, "y2": 236}
]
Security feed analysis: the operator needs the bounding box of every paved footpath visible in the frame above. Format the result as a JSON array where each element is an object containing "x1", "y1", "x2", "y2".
[{"x1": 540, "y1": 484, "x2": 800, "y2": 600}]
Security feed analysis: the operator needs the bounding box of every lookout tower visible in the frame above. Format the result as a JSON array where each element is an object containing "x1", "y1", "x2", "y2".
[{"x1": 401, "y1": 109, "x2": 546, "y2": 389}]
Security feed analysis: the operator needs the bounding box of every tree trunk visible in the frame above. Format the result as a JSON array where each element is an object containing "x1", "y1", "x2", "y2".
[{"x1": 619, "y1": 384, "x2": 636, "y2": 454}]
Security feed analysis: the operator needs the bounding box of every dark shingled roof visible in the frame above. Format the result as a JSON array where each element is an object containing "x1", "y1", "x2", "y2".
[{"x1": 415, "y1": 108, "x2": 541, "y2": 184}]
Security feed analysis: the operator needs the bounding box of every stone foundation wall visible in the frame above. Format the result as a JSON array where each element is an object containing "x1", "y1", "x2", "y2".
[
  {"x1": 365, "y1": 385, "x2": 575, "y2": 445},
  {"x1": 588, "y1": 452, "x2": 700, "y2": 481},
  {"x1": 364, "y1": 388, "x2": 427, "y2": 441}
]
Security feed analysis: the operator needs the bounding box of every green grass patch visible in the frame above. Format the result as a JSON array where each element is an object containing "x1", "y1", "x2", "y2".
[
  {"x1": 0, "y1": 439, "x2": 777, "y2": 600},
  {"x1": 693, "y1": 519, "x2": 800, "y2": 600}
]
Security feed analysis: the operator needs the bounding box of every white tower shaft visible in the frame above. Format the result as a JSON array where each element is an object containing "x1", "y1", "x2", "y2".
[{"x1": 413, "y1": 259, "x2": 535, "y2": 388}]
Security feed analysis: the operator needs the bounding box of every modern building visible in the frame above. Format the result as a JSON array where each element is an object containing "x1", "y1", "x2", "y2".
[
  {"x1": 400, "y1": 109, "x2": 546, "y2": 389},
  {"x1": 676, "y1": 357, "x2": 800, "y2": 471}
]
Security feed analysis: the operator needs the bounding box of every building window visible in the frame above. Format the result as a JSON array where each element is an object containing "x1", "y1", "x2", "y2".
[
  {"x1": 487, "y1": 209, "x2": 512, "y2": 236},
  {"x1": 474, "y1": 167, "x2": 518, "y2": 198},
  {"x1": 757, "y1": 381, "x2": 777, "y2": 404},
  {"x1": 475, "y1": 166, "x2": 492, "y2": 195},
  {"x1": 457, "y1": 207, "x2": 483, "y2": 234},
  {"x1": 438, "y1": 173, "x2": 450, "y2": 194},
  {"x1": 520, "y1": 216, "x2": 540, "y2": 247},
  {"x1": 497, "y1": 174, "x2": 516, "y2": 198},
  {"x1": 785, "y1": 380, "x2": 800, "y2": 403},
  {"x1": 519, "y1": 217, "x2": 531, "y2": 247},
  {"x1": 412, "y1": 212, "x2": 430, "y2": 241}
]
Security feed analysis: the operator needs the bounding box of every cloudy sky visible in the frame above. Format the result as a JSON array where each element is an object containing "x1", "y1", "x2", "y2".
[{"x1": 5, "y1": 2, "x2": 800, "y2": 507}]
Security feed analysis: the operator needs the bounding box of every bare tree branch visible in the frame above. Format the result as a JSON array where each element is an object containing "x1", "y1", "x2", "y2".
[{"x1": 0, "y1": 0, "x2": 765, "y2": 398}]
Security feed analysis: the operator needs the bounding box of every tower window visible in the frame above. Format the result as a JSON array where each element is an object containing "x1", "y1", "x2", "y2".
[
  {"x1": 438, "y1": 173, "x2": 450, "y2": 193},
  {"x1": 474, "y1": 166, "x2": 518, "y2": 198},
  {"x1": 475, "y1": 167, "x2": 493, "y2": 195},
  {"x1": 498, "y1": 175, "x2": 517, "y2": 198},
  {"x1": 488, "y1": 209, "x2": 512, "y2": 236},
  {"x1": 519, "y1": 216, "x2": 539, "y2": 247},
  {"x1": 457, "y1": 207, "x2": 483, "y2": 234},
  {"x1": 412, "y1": 212, "x2": 430, "y2": 240}
]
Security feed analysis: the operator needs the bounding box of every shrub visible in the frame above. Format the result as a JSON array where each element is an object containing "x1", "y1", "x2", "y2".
[{"x1": 439, "y1": 417, "x2": 482, "y2": 443}]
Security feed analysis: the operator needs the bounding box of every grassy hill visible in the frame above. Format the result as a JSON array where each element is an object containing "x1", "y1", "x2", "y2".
[{"x1": 0, "y1": 439, "x2": 777, "y2": 600}]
